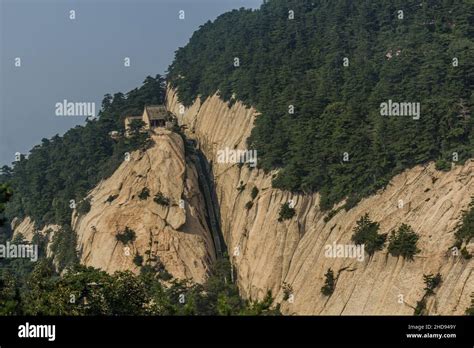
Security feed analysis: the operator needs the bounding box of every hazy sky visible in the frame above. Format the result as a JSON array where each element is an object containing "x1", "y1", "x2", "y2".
[{"x1": 0, "y1": 0, "x2": 261, "y2": 166}]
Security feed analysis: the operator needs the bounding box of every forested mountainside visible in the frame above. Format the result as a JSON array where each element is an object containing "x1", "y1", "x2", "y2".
[
  {"x1": 0, "y1": 77, "x2": 277, "y2": 316},
  {"x1": 1, "y1": 76, "x2": 166, "y2": 228},
  {"x1": 0, "y1": 0, "x2": 473, "y2": 316},
  {"x1": 166, "y1": 87, "x2": 473, "y2": 315},
  {"x1": 168, "y1": 0, "x2": 473, "y2": 209}
]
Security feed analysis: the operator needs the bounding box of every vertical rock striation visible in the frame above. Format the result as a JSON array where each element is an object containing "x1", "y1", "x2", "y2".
[
  {"x1": 71, "y1": 129, "x2": 216, "y2": 283},
  {"x1": 167, "y1": 87, "x2": 473, "y2": 315}
]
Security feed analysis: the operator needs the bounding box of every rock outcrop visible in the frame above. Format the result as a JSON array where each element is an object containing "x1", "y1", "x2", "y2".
[
  {"x1": 11, "y1": 216, "x2": 60, "y2": 258},
  {"x1": 166, "y1": 87, "x2": 474, "y2": 315},
  {"x1": 10, "y1": 89, "x2": 472, "y2": 315},
  {"x1": 12, "y1": 130, "x2": 216, "y2": 284},
  {"x1": 72, "y1": 130, "x2": 216, "y2": 283}
]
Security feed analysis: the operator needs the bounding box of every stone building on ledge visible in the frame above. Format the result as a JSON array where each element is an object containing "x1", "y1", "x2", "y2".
[{"x1": 124, "y1": 105, "x2": 176, "y2": 135}]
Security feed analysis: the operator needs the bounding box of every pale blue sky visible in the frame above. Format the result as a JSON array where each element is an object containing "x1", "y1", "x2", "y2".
[{"x1": 0, "y1": 0, "x2": 261, "y2": 166}]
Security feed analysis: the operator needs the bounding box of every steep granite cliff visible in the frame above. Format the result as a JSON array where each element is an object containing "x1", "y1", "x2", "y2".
[
  {"x1": 10, "y1": 90, "x2": 472, "y2": 314},
  {"x1": 72, "y1": 130, "x2": 216, "y2": 283},
  {"x1": 12, "y1": 130, "x2": 216, "y2": 284},
  {"x1": 166, "y1": 88, "x2": 473, "y2": 315},
  {"x1": 11, "y1": 216, "x2": 60, "y2": 259}
]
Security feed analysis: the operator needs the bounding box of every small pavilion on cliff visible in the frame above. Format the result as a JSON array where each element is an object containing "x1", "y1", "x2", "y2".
[{"x1": 124, "y1": 105, "x2": 175, "y2": 134}]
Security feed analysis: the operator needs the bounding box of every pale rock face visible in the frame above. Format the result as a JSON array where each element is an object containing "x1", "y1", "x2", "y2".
[
  {"x1": 71, "y1": 129, "x2": 216, "y2": 283},
  {"x1": 11, "y1": 216, "x2": 37, "y2": 241},
  {"x1": 11, "y1": 216, "x2": 60, "y2": 258},
  {"x1": 11, "y1": 130, "x2": 215, "y2": 284},
  {"x1": 166, "y1": 87, "x2": 473, "y2": 315}
]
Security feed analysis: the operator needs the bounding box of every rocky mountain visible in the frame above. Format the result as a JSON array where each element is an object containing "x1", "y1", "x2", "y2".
[
  {"x1": 166, "y1": 87, "x2": 473, "y2": 315},
  {"x1": 13, "y1": 130, "x2": 216, "y2": 284},
  {"x1": 8, "y1": 87, "x2": 473, "y2": 314},
  {"x1": 72, "y1": 130, "x2": 216, "y2": 282},
  {"x1": 5, "y1": 0, "x2": 473, "y2": 316}
]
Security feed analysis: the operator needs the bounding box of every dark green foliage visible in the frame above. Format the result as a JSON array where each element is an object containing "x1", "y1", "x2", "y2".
[
  {"x1": 201, "y1": 257, "x2": 279, "y2": 316},
  {"x1": 282, "y1": 282, "x2": 293, "y2": 301},
  {"x1": 127, "y1": 120, "x2": 153, "y2": 150},
  {"x1": 245, "y1": 201, "x2": 253, "y2": 210},
  {"x1": 278, "y1": 202, "x2": 295, "y2": 221},
  {"x1": 168, "y1": 0, "x2": 474, "y2": 210},
  {"x1": 241, "y1": 290, "x2": 281, "y2": 316},
  {"x1": 251, "y1": 187, "x2": 259, "y2": 200},
  {"x1": 0, "y1": 251, "x2": 280, "y2": 315},
  {"x1": 351, "y1": 213, "x2": 387, "y2": 255},
  {"x1": 115, "y1": 227, "x2": 136, "y2": 245},
  {"x1": 0, "y1": 272, "x2": 21, "y2": 315},
  {"x1": 321, "y1": 268, "x2": 335, "y2": 296},
  {"x1": 466, "y1": 293, "x2": 474, "y2": 315},
  {"x1": 50, "y1": 225, "x2": 79, "y2": 271},
  {"x1": 153, "y1": 192, "x2": 170, "y2": 206},
  {"x1": 461, "y1": 246, "x2": 472, "y2": 259},
  {"x1": 19, "y1": 261, "x2": 148, "y2": 315},
  {"x1": 1, "y1": 75, "x2": 166, "y2": 228},
  {"x1": 323, "y1": 207, "x2": 343, "y2": 223},
  {"x1": 388, "y1": 224, "x2": 420, "y2": 260},
  {"x1": 237, "y1": 182, "x2": 246, "y2": 192},
  {"x1": 154, "y1": 260, "x2": 173, "y2": 282},
  {"x1": 31, "y1": 231, "x2": 49, "y2": 260},
  {"x1": 76, "y1": 198, "x2": 91, "y2": 216},
  {"x1": 138, "y1": 187, "x2": 150, "y2": 200},
  {"x1": 128, "y1": 119, "x2": 145, "y2": 135},
  {"x1": 455, "y1": 197, "x2": 474, "y2": 247},
  {"x1": 0, "y1": 184, "x2": 12, "y2": 227},
  {"x1": 344, "y1": 194, "x2": 363, "y2": 211},
  {"x1": 133, "y1": 254, "x2": 143, "y2": 267},
  {"x1": 423, "y1": 273, "x2": 442, "y2": 296},
  {"x1": 414, "y1": 298, "x2": 427, "y2": 316},
  {"x1": 106, "y1": 194, "x2": 118, "y2": 203},
  {"x1": 104, "y1": 271, "x2": 150, "y2": 315},
  {"x1": 0, "y1": 233, "x2": 37, "y2": 315},
  {"x1": 207, "y1": 258, "x2": 245, "y2": 315},
  {"x1": 415, "y1": 273, "x2": 442, "y2": 315},
  {"x1": 435, "y1": 159, "x2": 451, "y2": 171}
]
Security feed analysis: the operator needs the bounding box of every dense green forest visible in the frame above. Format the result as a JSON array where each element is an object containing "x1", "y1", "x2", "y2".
[
  {"x1": 168, "y1": 0, "x2": 473, "y2": 209},
  {"x1": 0, "y1": 246, "x2": 279, "y2": 316},
  {"x1": 0, "y1": 75, "x2": 165, "y2": 228}
]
